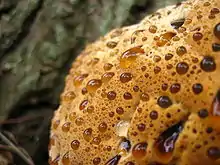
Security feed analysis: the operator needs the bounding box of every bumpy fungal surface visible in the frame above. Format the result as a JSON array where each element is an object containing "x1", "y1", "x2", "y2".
[{"x1": 49, "y1": 0, "x2": 220, "y2": 165}]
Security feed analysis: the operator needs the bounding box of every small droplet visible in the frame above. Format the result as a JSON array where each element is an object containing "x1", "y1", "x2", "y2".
[
  {"x1": 120, "y1": 73, "x2": 133, "y2": 83},
  {"x1": 86, "y1": 79, "x2": 102, "y2": 92},
  {"x1": 211, "y1": 8, "x2": 220, "y2": 15},
  {"x1": 93, "y1": 157, "x2": 101, "y2": 165},
  {"x1": 71, "y1": 140, "x2": 80, "y2": 150},
  {"x1": 102, "y1": 72, "x2": 115, "y2": 83},
  {"x1": 165, "y1": 53, "x2": 173, "y2": 60},
  {"x1": 133, "y1": 86, "x2": 139, "y2": 92},
  {"x1": 154, "y1": 66, "x2": 161, "y2": 74},
  {"x1": 61, "y1": 91, "x2": 76, "y2": 102},
  {"x1": 92, "y1": 137, "x2": 101, "y2": 145},
  {"x1": 141, "y1": 93, "x2": 149, "y2": 101},
  {"x1": 124, "y1": 92, "x2": 132, "y2": 100},
  {"x1": 170, "y1": 83, "x2": 181, "y2": 93},
  {"x1": 206, "y1": 127, "x2": 213, "y2": 134},
  {"x1": 150, "y1": 110, "x2": 158, "y2": 120},
  {"x1": 207, "y1": 147, "x2": 220, "y2": 160},
  {"x1": 106, "y1": 41, "x2": 118, "y2": 48},
  {"x1": 53, "y1": 120, "x2": 60, "y2": 129},
  {"x1": 149, "y1": 25, "x2": 157, "y2": 33},
  {"x1": 176, "y1": 62, "x2": 189, "y2": 75},
  {"x1": 153, "y1": 55, "x2": 161, "y2": 62},
  {"x1": 214, "y1": 23, "x2": 220, "y2": 40},
  {"x1": 87, "y1": 106, "x2": 94, "y2": 113},
  {"x1": 79, "y1": 100, "x2": 88, "y2": 110},
  {"x1": 104, "y1": 63, "x2": 113, "y2": 71},
  {"x1": 198, "y1": 109, "x2": 209, "y2": 118},
  {"x1": 192, "y1": 83, "x2": 203, "y2": 94},
  {"x1": 62, "y1": 122, "x2": 71, "y2": 132},
  {"x1": 137, "y1": 123, "x2": 146, "y2": 132},
  {"x1": 83, "y1": 128, "x2": 93, "y2": 142},
  {"x1": 74, "y1": 74, "x2": 88, "y2": 87},
  {"x1": 107, "y1": 91, "x2": 117, "y2": 100},
  {"x1": 157, "y1": 96, "x2": 172, "y2": 108},
  {"x1": 193, "y1": 32, "x2": 203, "y2": 41},
  {"x1": 200, "y1": 56, "x2": 216, "y2": 72},
  {"x1": 162, "y1": 84, "x2": 168, "y2": 91},
  {"x1": 116, "y1": 107, "x2": 124, "y2": 115},
  {"x1": 75, "y1": 117, "x2": 84, "y2": 126},
  {"x1": 176, "y1": 46, "x2": 187, "y2": 56},
  {"x1": 132, "y1": 142, "x2": 148, "y2": 159},
  {"x1": 82, "y1": 88, "x2": 88, "y2": 95},
  {"x1": 120, "y1": 46, "x2": 145, "y2": 68},
  {"x1": 98, "y1": 122, "x2": 107, "y2": 132}
]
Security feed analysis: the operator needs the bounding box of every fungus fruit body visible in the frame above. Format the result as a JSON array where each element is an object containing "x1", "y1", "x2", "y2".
[{"x1": 49, "y1": 0, "x2": 220, "y2": 165}]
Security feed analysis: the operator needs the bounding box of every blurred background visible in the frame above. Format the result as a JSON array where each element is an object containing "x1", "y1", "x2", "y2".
[{"x1": 0, "y1": 0, "x2": 183, "y2": 164}]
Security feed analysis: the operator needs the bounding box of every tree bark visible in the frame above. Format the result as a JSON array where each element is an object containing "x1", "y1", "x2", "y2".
[{"x1": 0, "y1": 0, "x2": 182, "y2": 164}]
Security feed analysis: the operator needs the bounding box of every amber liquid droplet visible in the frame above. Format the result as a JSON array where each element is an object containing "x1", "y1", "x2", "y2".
[
  {"x1": 107, "y1": 91, "x2": 117, "y2": 100},
  {"x1": 104, "y1": 63, "x2": 113, "y2": 71},
  {"x1": 120, "y1": 73, "x2": 133, "y2": 83},
  {"x1": 200, "y1": 56, "x2": 216, "y2": 72},
  {"x1": 75, "y1": 117, "x2": 84, "y2": 126},
  {"x1": 62, "y1": 122, "x2": 71, "y2": 132},
  {"x1": 74, "y1": 74, "x2": 88, "y2": 87},
  {"x1": 176, "y1": 62, "x2": 189, "y2": 75},
  {"x1": 105, "y1": 155, "x2": 121, "y2": 165},
  {"x1": 98, "y1": 122, "x2": 108, "y2": 132},
  {"x1": 62, "y1": 152, "x2": 70, "y2": 165},
  {"x1": 53, "y1": 120, "x2": 60, "y2": 129},
  {"x1": 83, "y1": 128, "x2": 93, "y2": 142},
  {"x1": 61, "y1": 91, "x2": 76, "y2": 102},
  {"x1": 86, "y1": 79, "x2": 102, "y2": 92},
  {"x1": 120, "y1": 46, "x2": 145, "y2": 68},
  {"x1": 154, "y1": 122, "x2": 183, "y2": 162},
  {"x1": 211, "y1": 90, "x2": 220, "y2": 116},
  {"x1": 79, "y1": 100, "x2": 88, "y2": 110},
  {"x1": 132, "y1": 142, "x2": 148, "y2": 159},
  {"x1": 71, "y1": 140, "x2": 80, "y2": 150},
  {"x1": 102, "y1": 72, "x2": 115, "y2": 83},
  {"x1": 93, "y1": 157, "x2": 101, "y2": 165}
]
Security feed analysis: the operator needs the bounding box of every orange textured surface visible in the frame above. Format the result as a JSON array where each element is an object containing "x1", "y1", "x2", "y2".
[{"x1": 49, "y1": 0, "x2": 220, "y2": 164}]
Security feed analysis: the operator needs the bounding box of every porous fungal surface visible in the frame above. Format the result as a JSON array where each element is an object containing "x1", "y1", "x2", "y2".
[{"x1": 49, "y1": 0, "x2": 220, "y2": 164}]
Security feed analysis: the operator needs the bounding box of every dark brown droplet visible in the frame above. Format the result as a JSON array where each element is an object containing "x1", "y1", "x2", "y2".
[
  {"x1": 107, "y1": 91, "x2": 117, "y2": 100},
  {"x1": 170, "y1": 83, "x2": 181, "y2": 93},
  {"x1": 192, "y1": 83, "x2": 203, "y2": 94},
  {"x1": 92, "y1": 137, "x2": 101, "y2": 145},
  {"x1": 200, "y1": 56, "x2": 216, "y2": 72},
  {"x1": 162, "y1": 84, "x2": 168, "y2": 91},
  {"x1": 193, "y1": 32, "x2": 203, "y2": 41},
  {"x1": 116, "y1": 107, "x2": 124, "y2": 115},
  {"x1": 104, "y1": 63, "x2": 113, "y2": 71},
  {"x1": 71, "y1": 140, "x2": 80, "y2": 150},
  {"x1": 207, "y1": 147, "x2": 220, "y2": 160},
  {"x1": 198, "y1": 109, "x2": 209, "y2": 118},
  {"x1": 120, "y1": 73, "x2": 133, "y2": 83},
  {"x1": 106, "y1": 41, "x2": 118, "y2": 48},
  {"x1": 141, "y1": 93, "x2": 149, "y2": 101},
  {"x1": 212, "y1": 43, "x2": 220, "y2": 52},
  {"x1": 214, "y1": 23, "x2": 220, "y2": 40},
  {"x1": 153, "y1": 55, "x2": 161, "y2": 62},
  {"x1": 93, "y1": 157, "x2": 101, "y2": 165},
  {"x1": 171, "y1": 18, "x2": 185, "y2": 29},
  {"x1": 82, "y1": 88, "x2": 88, "y2": 95},
  {"x1": 105, "y1": 155, "x2": 121, "y2": 165},
  {"x1": 133, "y1": 86, "x2": 139, "y2": 92},
  {"x1": 62, "y1": 152, "x2": 70, "y2": 165},
  {"x1": 150, "y1": 110, "x2": 158, "y2": 120},
  {"x1": 79, "y1": 100, "x2": 88, "y2": 110},
  {"x1": 206, "y1": 127, "x2": 213, "y2": 134},
  {"x1": 165, "y1": 53, "x2": 173, "y2": 60},
  {"x1": 211, "y1": 8, "x2": 220, "y2": 15},
  {"x1": 157, "y1": 96, "x2": 172, "y2": 108},
  {"x1": 154, "y1": 66, "x2": 161, "y2": 74},
  {"x1": 176, "y1": 46, "x2": 187, "y2": 56},
  {"x1": 102, "y1": 72, "x2": 115, "y2": 83},
  {"x1": 176, "y1": 62, "x2": 189, "y2": 75},
  {"x1": 124, "y1": 92, "x2": 132, "y2": 100},
  {"x1": 98, "y1": 122, "x2": 107, "y2": 132},
  {"x1": 137, "y1": 123, "x2": 146, "y2": 132},
  {"x1": 132, "y1": 142, "x2": 148, "y2": 159},
  {"x1": 211, "y1": 90, "x2": 220, "y2": 116}
]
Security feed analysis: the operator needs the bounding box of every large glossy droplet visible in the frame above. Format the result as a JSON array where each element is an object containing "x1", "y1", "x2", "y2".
[
  {"x1": 86, "y1": 79, "x2": 102, "y2": 92},
  {"x1": 120, "y1": 46, "x2": 144, "y2": 68},
  {"x1": 132, "y1": 142, "x2": 148, "y2": 159}
]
